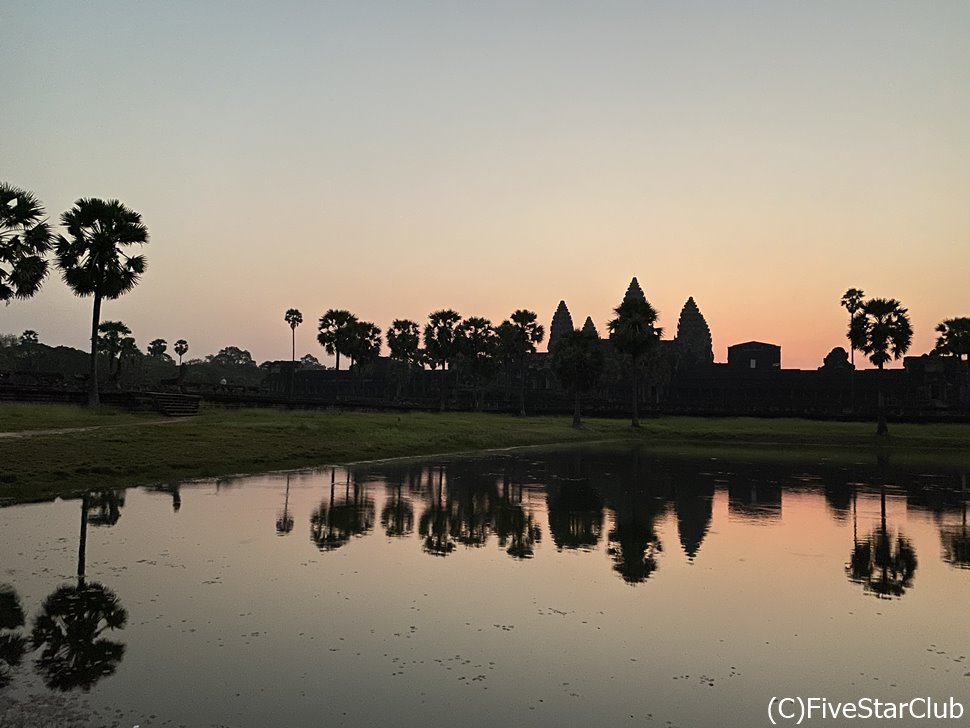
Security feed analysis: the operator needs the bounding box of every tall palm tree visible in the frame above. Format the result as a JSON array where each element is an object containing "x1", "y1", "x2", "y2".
[
  {"x1": 840, "y1": 288, "x2": 865, "y2": 368},
  {"x1": 284, "y1": 308, "x2": 303, "y2": 364},
  {"x1": 0, "y1": 182, "x2": 52, "y2": 303},
  {"x1": 849, "y1": 297, "x2": 913, "y2": 435},
  {"x1": 499, "y1": 309, "x2": 545, "y2": 416},
  {"x1": 173, "y1": 339, "x2": 189, "y2": 366},
  {"x1": 424, "y1": 309, "x2": 462, "y2": 411},
  {"x1": 608, "y1": 296, "x2": 662, "y2": 428},
  {"x1": 455, "y1": 316, "x2": 498, "y2": 411},
  {"x1": 551, "y1": 328, "x2": 605, "y2": 428},
  {"x1": 387, "y1": 319, "x2": 421, "y2": 400},
  {"x1": 841, "y1": 288, "x2": 865, "y2": 411},
  {"x1": 56, "y1": 198, "x2": 149, "y2": 407},
  {"x1": 317, "y1": 309, "x2": 357, "y2": 371}
]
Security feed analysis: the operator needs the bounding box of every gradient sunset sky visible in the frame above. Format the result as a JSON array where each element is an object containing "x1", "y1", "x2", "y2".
[{"x1": 2, "y1": 1, "x2": 967, "y2": 369}]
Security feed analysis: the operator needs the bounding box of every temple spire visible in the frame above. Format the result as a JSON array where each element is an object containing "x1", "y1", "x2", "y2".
[
  {"x1": 581, "y1": 316, "x2": 599, "y2": 337},
  {"x1": 623, "y1": 277, "x2": 647, "y2": 305},
  {"x1": 675, "y1": 296, "x2": 714, "y2": 364},
  {"x1": 548, "y1": 300, "x2": 575, "y2": 351}
]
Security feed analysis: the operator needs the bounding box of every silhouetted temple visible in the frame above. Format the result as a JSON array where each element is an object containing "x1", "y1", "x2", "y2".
[
  {"x1": 623, "y1": 277, "x2": 647, "y2": 305},
  {"x1": 581, "y1": 317, "x2": 599, "y2": 337},
  {"x1": 674, "y1": 297, "x2": 714, "y2": 365},
  {"x1": 548, "y1": 300, "x2": 575, "y2": 351}
]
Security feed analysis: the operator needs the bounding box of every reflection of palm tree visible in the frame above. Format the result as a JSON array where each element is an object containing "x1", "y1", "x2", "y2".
[
  {"x1": 276, "y1": 474, "x2": 294, "y2": 535},
  {"x1": 546, "y1": 481, "x2": 603, "y2": 551},
  {"x1": 0, "y1": 584, "x2": 28, "y2": 689},
  {"x1": 940, "y1": 479, "x2": 970, "y2": 569},
  {"x1": 419, "y1": 468, "x2": 456, "y2": 556},
  {"x1": 31, "y1": 582, "x2": 127, "y2": 691},
  {"x1": 494, "y1": 476, "x2": 541, "y2": 559},
  {"x1": 381, "y1": 483, "x2": 414, "y2": 538},
  {"x1": 29, "y1": 493, "x2": 128, "y2": 691},
  {"x1": 846, "y1": 489, "x2": 918, "y2": 598},
  {"x1": 310, "y1": 471, "x2": 375, "y2": 551}
]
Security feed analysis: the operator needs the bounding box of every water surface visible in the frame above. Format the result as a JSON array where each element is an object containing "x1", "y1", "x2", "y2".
[{"x1": 1, "y1": 445, "x2": 968, "y2": 727}]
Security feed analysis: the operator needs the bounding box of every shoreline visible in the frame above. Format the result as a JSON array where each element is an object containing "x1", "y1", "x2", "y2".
[{"x1": 2, "y1": 404, "x2": 968, "y2": 504}]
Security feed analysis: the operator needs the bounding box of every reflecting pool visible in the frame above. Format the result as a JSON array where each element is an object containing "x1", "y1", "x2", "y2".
[{"x1": 1, "y1": 445, "x2": 969, "y2": 727}]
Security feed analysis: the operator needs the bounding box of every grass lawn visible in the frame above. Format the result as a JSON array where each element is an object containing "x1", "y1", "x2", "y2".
[{"x1": 2, "y1": 402, "x2": 968, "y2": 503}]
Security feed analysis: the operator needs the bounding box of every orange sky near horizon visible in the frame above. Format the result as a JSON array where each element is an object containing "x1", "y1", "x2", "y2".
[{"x1": 2, "y1": 2, "x2": 967, "y2": 370}]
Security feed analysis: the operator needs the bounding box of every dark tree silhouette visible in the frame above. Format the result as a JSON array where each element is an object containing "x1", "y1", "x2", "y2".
[
  {"x1": 147, "y1": 338, "x2": 167, "y2": 358},
  {"x1": 206, "y1": 346, "x2": 256, "y2": 368},
  {"x1": 0, "y1": 584, "x2": 27, "y2": 689},
  {"x1": 419, "y1": 467, "x2": 456, "y2": 556},
  {"x1": 497, "y1": 310, "x2": 545, "y2": 416},
  {"x1": 608, "y1": 286, "x2": 662, "y2": 428},
  {"x1": 174, "y1": 338, "x2": 189, "y2": 366},
  {"x1": 546, "y1": 481, "x2": 603, "y2": 551},
  {"x1": 849, "y1": 297, "x2": 913, "y2": 435},
  {"x1": 551, "y1": 328, "x2": 605, "y2": 428},
  {"x1": 19, "y1": 330, "x2": 38, "y2": 346},
  {"x1": 345, "y1": 320, "x2": 382, "y2": 371},
  {"x1": 97, "y1": 321, "x2": 137, "y2": 385},
  {"x1": 423, "y1": 309, "x2": 462, "y2": 411},
  {"x1": 285, "y1": 308, "x2": 303, "y2": 364},
  {"x1": 56, "y1": 198, "x2": 149, "y2": 407},
  {"x1": 31, "y1": 582, "x2": 127, "y2": 691},
  {"x1": 310, "y1": 473, "x2": 375, "y2": 551},
  {"x1": 840, "y1": 288, "x2": 865, "y2": 369},
  {"x1": 317, "y1": 309, "x2": 358, "y2": 371},
  {"x1": 387, "y1": 319, "x2": 421, "y2": 399},
  {"x1": 381, "y1": 483, "x2": 415, "y2": 538},
  {"x1": 846, "y1": 489, "x2": 917, "y2": 598},
  {"x1": 935, "y1": 318, "x2": 970, "y2": 360},
  {"x1": 455, "y1": 316, "x2": 498, "y2": 411},
  {"x1": 0, "y1": 182, "x2": 53, "y2": 303}
]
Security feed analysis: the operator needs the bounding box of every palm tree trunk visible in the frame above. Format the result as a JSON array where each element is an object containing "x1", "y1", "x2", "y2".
[
  {"x1": 78, "y1": 494, "x2": 89, "y2": 584},
  {"x1": 88, "y1": 291, "x2": 103, "y2": 408},
  {"x1": 518, "y1": 360, "x2": 527, "y2": 416},
  {"x1": 335, "y1": 349, "x2": 340, "y2": 371},
  {"x1": 876, "y1": 366, "x2": 888, "y2": 436},
  {"x1": 572, "y1": 391, "x2": 582, "y2": 429},
  {"x1": 631, "y1": 353, "x2": 640, "y2": 428}
]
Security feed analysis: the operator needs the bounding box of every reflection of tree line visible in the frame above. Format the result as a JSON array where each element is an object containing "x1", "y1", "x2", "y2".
[{"x1": 1, "y1": 491, "x2": 128, "y2": 694}]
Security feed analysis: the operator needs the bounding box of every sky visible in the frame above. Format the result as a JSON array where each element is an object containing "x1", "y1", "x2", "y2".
[{"x1": 2, "y1": 1, "x2": 968, "y2": 370}]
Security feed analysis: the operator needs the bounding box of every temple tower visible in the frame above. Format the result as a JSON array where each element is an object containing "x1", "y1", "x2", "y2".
[
  {"x1": 675, "y1": 297, "x2": 714, "y2": 365},
  {"x1": 623, "y1": 277, "x2": 647, "y2": 305},
  {"x1": 581, "y1": 316, "x2": 599, "y2": 337},
  {"x1": 548, "y1": 300, "x2": 575, "y2": 351}
]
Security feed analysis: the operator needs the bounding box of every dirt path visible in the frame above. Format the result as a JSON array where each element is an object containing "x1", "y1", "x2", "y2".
[{"x1": 0, "y1": 418, "x2": 188, "y2": 439}]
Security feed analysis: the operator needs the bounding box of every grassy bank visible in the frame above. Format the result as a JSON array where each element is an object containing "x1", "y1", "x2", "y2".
[{"x1": 2, "y1": 403, "x2": 969, "y2": 502}]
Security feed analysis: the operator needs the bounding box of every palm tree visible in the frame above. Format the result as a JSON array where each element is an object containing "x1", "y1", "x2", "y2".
[
  {"x1": 345, "y1": 320, "x2": 382, "y2": 371},
  {"x1": 841, "y1": 288, "x2": 865, "y2": 411},
  {"x1": 551, "y1": 328, "x2": 605, "y2": 428},
  {"x1": 317, "y1": 309, "x2": 358, "y2": 371},
  {"x1": 499, "y1": 310, "x2": 545, "y2": 416},
  {"x1": 840, "y1": 288, "x2": 865, "y2": 368},
  {"x1": 455, "y1": 316, "x2": 498, "y2": 411},
  {"x1": 56, "y1": 198, "x2": 149, "y2": 407},
  {"x1": 147, "y1": 338, "x2": 167, "y2": 358},
  {"x1": 608, "y1": 295, "x2": 662, "y2": 428},
  {"x1": 0, "y1": 182, "x2": 53, "y2": 303},
  {"x1": 849, "y1": 297, "x2": 913, "y2": 435},
  {"x1": 423, "y1": 309, "x2": 462, "y2": 411},
  {"x1": 387, "y1": 319, "x2": 421, "y2": 399},
  {"x1": 174, "y1": 339, "x2": 188, "y2": 366},
  {"x1": 284, "y1": 308, "x2": 303, "y2": 364},
  {"x1": 96, "y1": 321, "x2": 133, "y2": 382},
  {"x1": 846, "y1": 488, "x2": 917, "y2": 598}
]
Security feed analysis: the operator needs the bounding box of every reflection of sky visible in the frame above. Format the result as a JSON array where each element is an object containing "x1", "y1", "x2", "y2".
[
  {"x1": 1, "y1": 456, "x2": 969, "y2": 726},
  {"x1": 3, "y1": 3, "x2": 969, "y2": 369}
]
